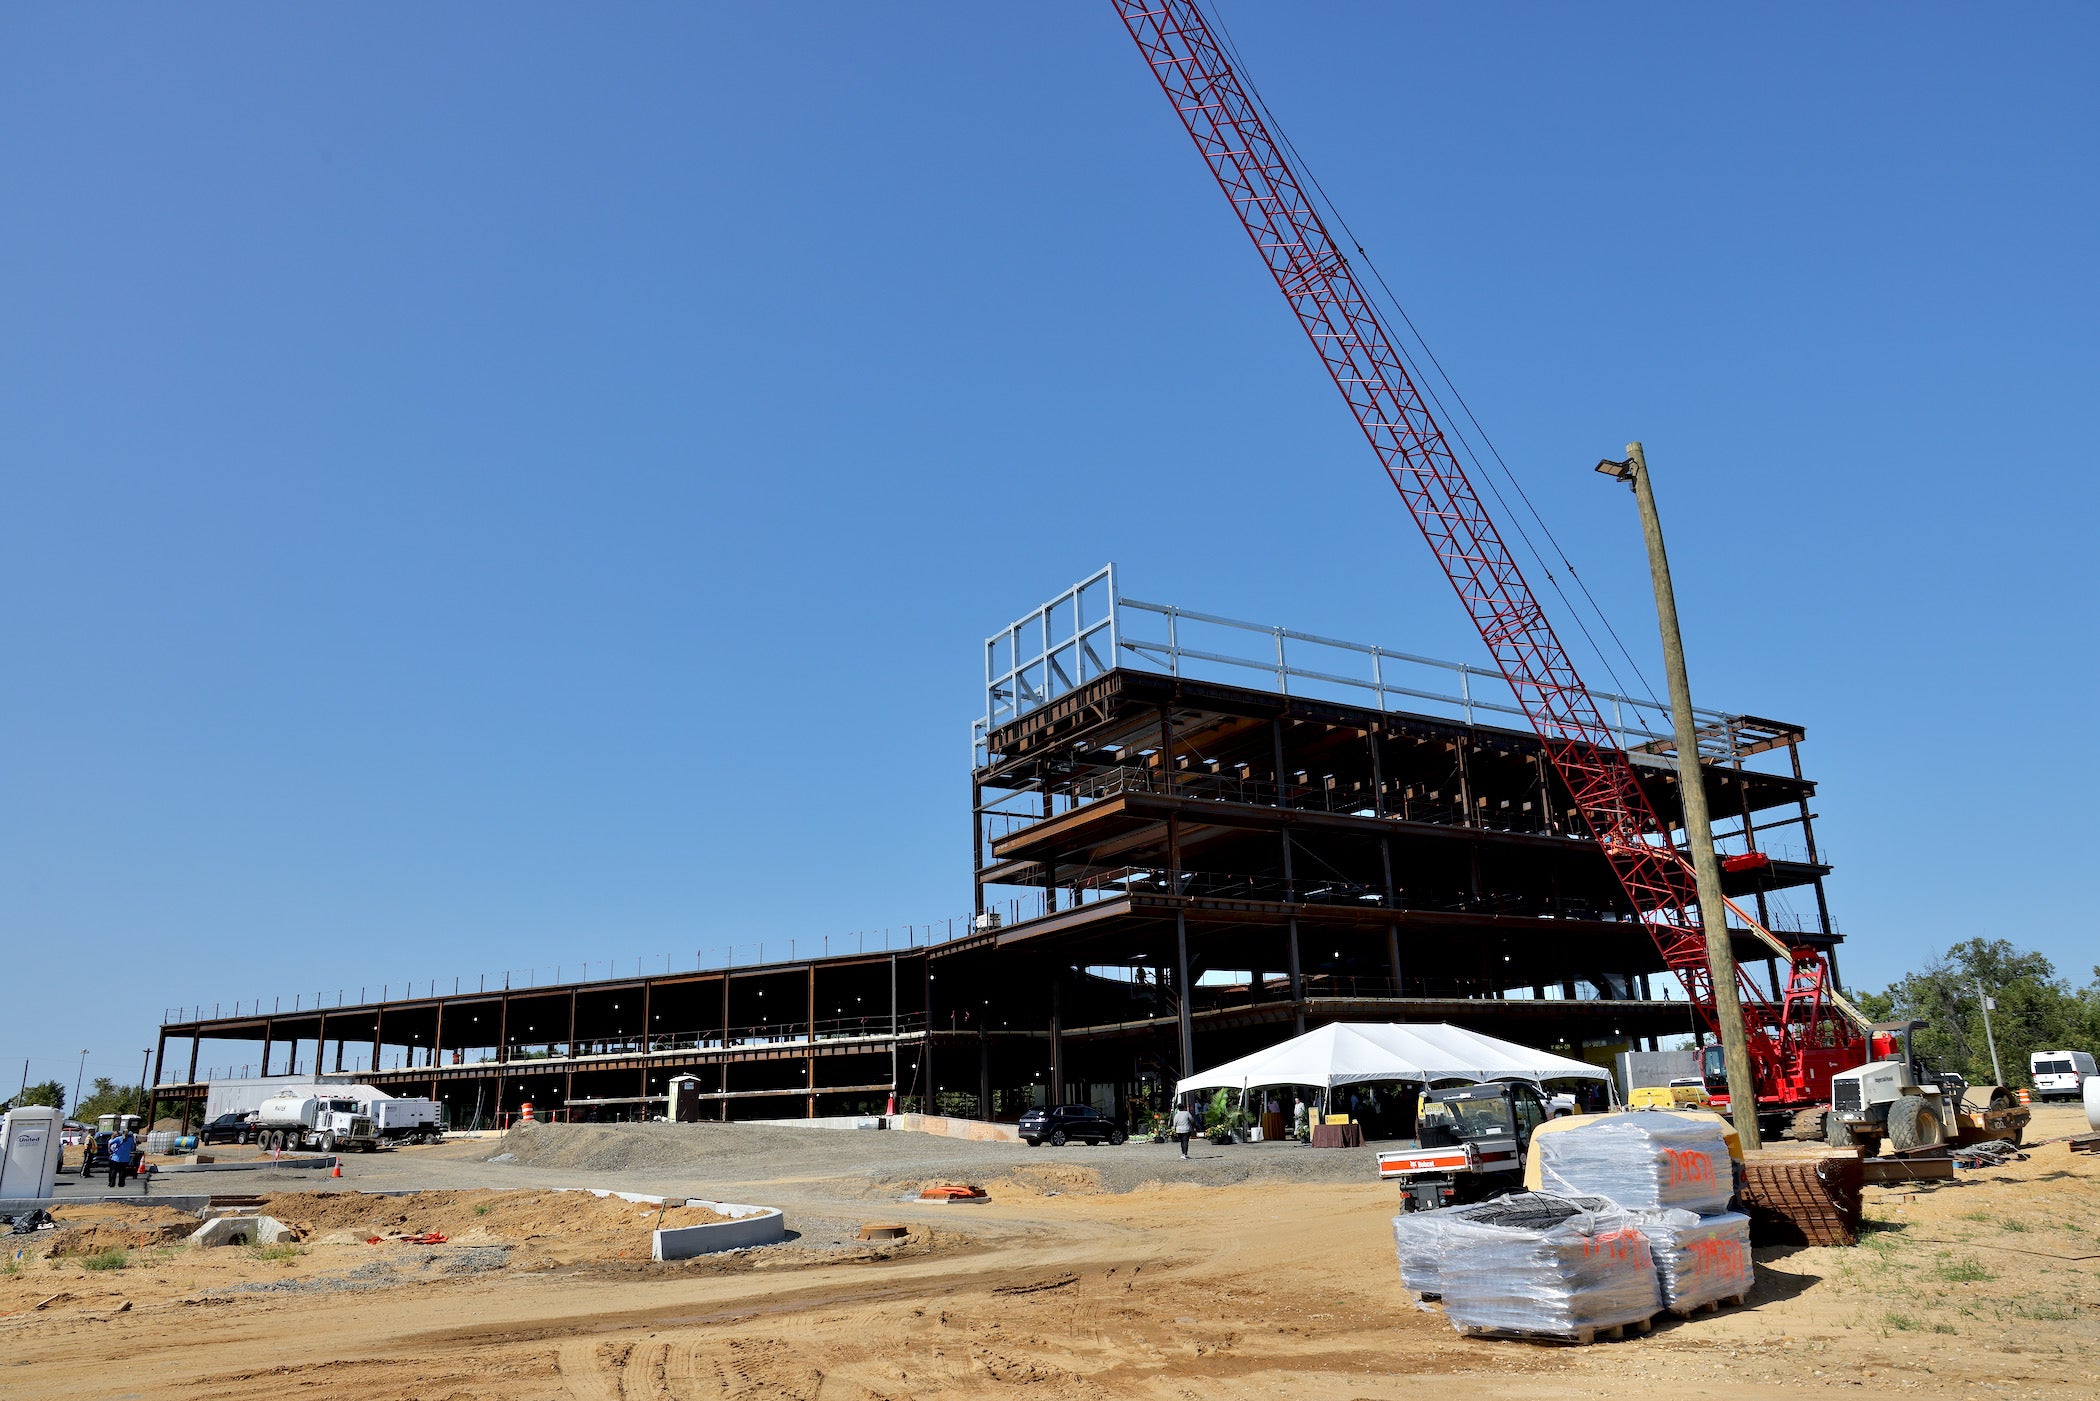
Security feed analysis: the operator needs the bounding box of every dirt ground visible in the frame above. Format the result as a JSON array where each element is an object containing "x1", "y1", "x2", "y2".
[{"x1": 3, "y1": 1105, "x2": 2094, "y2": 1400}]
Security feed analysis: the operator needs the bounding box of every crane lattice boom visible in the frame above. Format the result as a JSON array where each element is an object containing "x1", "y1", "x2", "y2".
[{"x1": 1112, "y1": 0, "x2": 1859, "y2": 1107}]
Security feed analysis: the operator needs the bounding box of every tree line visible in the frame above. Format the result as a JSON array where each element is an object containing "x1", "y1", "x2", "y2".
[{"x1": 1854, "y1": 937, "x2": 2100, "y2": 1088}]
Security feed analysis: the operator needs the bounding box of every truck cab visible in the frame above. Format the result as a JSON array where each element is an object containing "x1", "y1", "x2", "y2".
[{"x1": 1378, "y1": 1081, "x2": 1550, "y2": 1212}]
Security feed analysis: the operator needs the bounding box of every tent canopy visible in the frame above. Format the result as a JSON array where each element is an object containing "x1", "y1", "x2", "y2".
[{"x1": 1175, "y1": 1023, "x2": 1614, "y2": 1097}]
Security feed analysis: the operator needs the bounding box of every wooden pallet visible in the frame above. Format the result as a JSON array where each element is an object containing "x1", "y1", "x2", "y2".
[
  {"x1": 1666, "y1": 1292, "x2": 1748, "y2": 1318},
  {"x1": 2068, "y1": 1135, "x2": 2100, "y2": 1156},
  {"x1": 1457, "y1": 1316, "x2": 1654, "y2": 1346}
]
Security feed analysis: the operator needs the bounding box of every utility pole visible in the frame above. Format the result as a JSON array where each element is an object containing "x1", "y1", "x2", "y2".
[
  {"x1": 1975, "y1": 980, "x2": 2005, "y2": 1085},
  {"x1": 137, "y1": 1048, "x2": 152, "y2": 1126},
  {"x1": 1599, "y1": 441, "x2": 1763, "y2": 1150},
  {"x1": 73, "y1": 1050, "x2": 89, "y2": 1117}
]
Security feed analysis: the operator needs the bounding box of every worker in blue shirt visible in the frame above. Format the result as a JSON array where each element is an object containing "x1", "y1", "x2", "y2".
[{"x1": 106, "y1": 1128, "x2": 136, "y2": 1188}]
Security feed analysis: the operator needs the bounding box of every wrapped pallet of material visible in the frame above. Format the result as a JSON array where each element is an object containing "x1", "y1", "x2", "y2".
[
  {"x1": 1393, "y1": 1193, "x2": 1660, "y2": 1340},
  {"x1": 1390, "y1": 1211, "x2": 1444, "y2": 1303},
  {"x1": 1533, "y1": 1113, "x2": 1733, "y2": 1214},
  {"x1": 1631, "y1": 1209, "x2": 1754, "y2": 1314}
]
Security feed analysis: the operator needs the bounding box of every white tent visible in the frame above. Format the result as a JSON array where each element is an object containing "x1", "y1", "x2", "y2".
[{"x1": 1174, "y1": 1023, "x2": 1614, "y2": 1098}]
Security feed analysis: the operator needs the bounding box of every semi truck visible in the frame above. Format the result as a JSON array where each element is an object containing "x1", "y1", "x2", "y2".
[
  {"x1": 251, "y1": 1092, "x2": 443, "y2": 1152},
  {"x1": 253, "y1": 1094, "x2": 380, "y2": 1153}
]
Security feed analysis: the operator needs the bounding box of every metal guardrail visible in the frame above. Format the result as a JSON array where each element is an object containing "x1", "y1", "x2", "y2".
[{"x1": 976, "y1": 568, "x2": 1779, "y2": 768}]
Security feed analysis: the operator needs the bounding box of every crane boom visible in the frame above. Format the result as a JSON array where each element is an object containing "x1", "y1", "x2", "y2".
[{"x1": 1112, "y1": 0, "x2": 1862, "y2": 1108}]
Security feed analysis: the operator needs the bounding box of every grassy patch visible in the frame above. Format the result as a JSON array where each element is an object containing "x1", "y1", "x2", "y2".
[
  {"x1": 473, "y1": 1204, "x2": 492, "y2": 1217},
  {"x1": 1883, "y1": 1310, "x2": 1921, "y2": 1332},
  {"x1": 246, "y1": 1242, "x2": 301, "y2": 1263},
  {"x1": 79, "y1": 1248, "x2": 129, "y2": 1272},
  {"x1": 1932, "y1": 1255, "x2": 1995, "y2": 1283}
]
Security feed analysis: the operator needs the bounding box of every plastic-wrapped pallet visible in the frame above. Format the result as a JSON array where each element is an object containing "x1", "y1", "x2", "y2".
[
  {"x1": 1533, "y1": 1113, "x2": 1733, "y2": 1214},
  {"x1": 1393, "y1": 1193, "x2": 1660, "y2": 1340},
  {"x1": 1390, "y1": 1211, "x2": 1444, "y2": 1304},
  {"x1": 1631, "y1": 1209, "x2": 1753, "y2": 1314}
]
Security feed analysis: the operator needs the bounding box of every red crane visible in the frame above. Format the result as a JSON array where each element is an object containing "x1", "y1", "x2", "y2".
[{"x1": 1111, "y1": 0, "x2": 1861, "y2": 1116}]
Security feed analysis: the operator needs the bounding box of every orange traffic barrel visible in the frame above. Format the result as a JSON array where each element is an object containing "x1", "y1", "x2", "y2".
[
  {"x1": 520, "y1": 1101, "x2": 536, "y2": 1123},
  {"x1": 2017, "y1": 1088, "x2": 2032, "y2": 1105}
]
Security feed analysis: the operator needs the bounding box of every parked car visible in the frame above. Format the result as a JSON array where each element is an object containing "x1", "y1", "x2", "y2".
[
  {"x1": 198, "y1": 1112, "x2": 255, "y2": 1146},
  {"x1": 1018, "y1": 1104, "x2": 1127, "y2": 1147}
]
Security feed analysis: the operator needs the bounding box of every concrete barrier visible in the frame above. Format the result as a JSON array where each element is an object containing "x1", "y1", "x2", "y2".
[
  {"x1": 189, "y1": 1214, "x2": 298, "y2": 1247},
  {"x1": 653, "y1": 1202, "x2": 784, "y2": 1261},
  {"x1": 887, "y1": 1114, "x2": 1021, "y2": 1143},
  {"x1": 543, "y1": 1187, "x2": 786, "y2": 1260}
]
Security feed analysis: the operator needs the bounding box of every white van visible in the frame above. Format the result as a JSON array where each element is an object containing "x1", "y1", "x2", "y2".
[{"x1": 2030, "y1": 1049, "x2": 2097, "y2": 1101}]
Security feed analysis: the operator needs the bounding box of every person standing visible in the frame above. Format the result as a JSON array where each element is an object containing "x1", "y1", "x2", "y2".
[
  {"x1": 1172, "y1": 1101, "x2": 1195, "y2": 1160},
  {"x1": 106, "y1": 1127, "x2": 136, "y2": 1188}
]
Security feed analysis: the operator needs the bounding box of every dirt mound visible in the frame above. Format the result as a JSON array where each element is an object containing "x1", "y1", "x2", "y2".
[
  {"x1": 42, "y1": 1203, "x2": 205, "y2": 1256},
  {"x1": 261, "y1": 1190, "x2": 731, "y2": 1245},
  {"x1": 986, "y1": 1164, "x2": 1105, "y2": 1198}
]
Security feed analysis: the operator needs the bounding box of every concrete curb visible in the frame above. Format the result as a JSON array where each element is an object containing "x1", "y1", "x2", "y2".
[
  {"x1": 542, "y1": 1187, "x2": 785, "y2": 1261},
  {"x1": 155, "y1": 1155, "x2": 338, "y2": 1174},
  {"x1": 2, "y1": 1195, "x2": 211, "y2": 1215}
]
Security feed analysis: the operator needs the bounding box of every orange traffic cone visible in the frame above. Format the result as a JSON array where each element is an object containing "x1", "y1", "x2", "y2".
[{"x1": 331, "y1": 1163, "x2": 342, "y2": 1178}]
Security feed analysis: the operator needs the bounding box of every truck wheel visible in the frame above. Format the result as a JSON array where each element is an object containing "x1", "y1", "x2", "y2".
[
  {"x1": 1887, "y1": 1094, "x2": 1946, "y2": 1152},
  {"x1": 1824, "y1": 1114, "x2": 1856, "y2": 1148},
  {"x1": 319, "y1": 1132, "x2": 335, "y2": 1154}
]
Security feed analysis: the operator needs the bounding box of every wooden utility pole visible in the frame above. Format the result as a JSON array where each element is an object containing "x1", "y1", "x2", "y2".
[{"x1": 1611, "y1": 441, "x2": 1763, "y2": 1150}]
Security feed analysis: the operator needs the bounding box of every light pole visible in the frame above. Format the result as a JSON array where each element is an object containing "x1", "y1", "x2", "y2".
[
  {"x1": 137, "y1": 1048, "x2": 152, "y2": 1127},
  {"x1": 1974, "y1": 980, "x2": 2006, "y2": 1085},
  {"x1": 73, "y1": 1050, "x2": 89, "y2": 1118},
  {"x1": 1597, "y1": 442, "x2": 1764, "y2": 1150}
]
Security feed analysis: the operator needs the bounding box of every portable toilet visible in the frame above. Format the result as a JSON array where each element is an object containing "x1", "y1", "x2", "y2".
[
  {"x1": 0, "y1": 1105, "x2": 65, "y2": 1201},
  {"x1": 668, "y1": 1075, "x2": 706, "y2": 1123}
]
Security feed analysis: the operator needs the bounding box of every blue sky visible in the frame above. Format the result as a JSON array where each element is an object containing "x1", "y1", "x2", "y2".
[{"x1": 4, "y1": 5, "x2": 2094, "y2": 1094}]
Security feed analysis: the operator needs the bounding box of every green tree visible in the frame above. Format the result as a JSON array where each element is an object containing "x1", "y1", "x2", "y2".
[
  {"x1": 73, "y1": 1076, "x2": 141, "y2": 1123},
  {"x1": 1867, "y1": 938, "x2": 2098, "y2": 1087},
  {"x1": 4, "y1": 1080, "x2": 67, "y2": 1113}
]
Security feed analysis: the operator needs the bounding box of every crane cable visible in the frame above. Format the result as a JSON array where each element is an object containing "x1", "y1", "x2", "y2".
[{"x1": 1196, "y1": 2, "x2": 1663, "y2": 712}]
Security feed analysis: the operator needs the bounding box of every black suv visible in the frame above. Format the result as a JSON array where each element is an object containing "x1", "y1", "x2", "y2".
[
  {"x1": 198, "y1": 1112, "x2": 254, "y2": 1146},
  {"x1": 1018, "y1": 1104, "x2": 1127, "y2": 1148}
]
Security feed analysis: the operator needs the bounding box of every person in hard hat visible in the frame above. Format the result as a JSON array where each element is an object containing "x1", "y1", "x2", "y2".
[
  {"x1": 1172, "y1": 1101, "x2": 1196, "y2": 1160},
  {"x1": 106, "y1": 1126, "x2": 137, "y2": 1188}
]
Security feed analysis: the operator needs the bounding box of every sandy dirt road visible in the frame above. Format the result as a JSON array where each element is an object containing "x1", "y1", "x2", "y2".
[{"x1": 4, "y1": 1107, "x2": 2095, "y2": 1400}]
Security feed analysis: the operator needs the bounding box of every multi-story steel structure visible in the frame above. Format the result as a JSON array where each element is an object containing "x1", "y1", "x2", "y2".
[{"x1": 151, "y1": 569, "x2": 1844, "y2": 1132}]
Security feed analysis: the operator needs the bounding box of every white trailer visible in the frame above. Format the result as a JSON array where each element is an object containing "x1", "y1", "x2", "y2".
[{"x1": 369, "y1": 1097, "x2": 445, "y2": 1143}]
